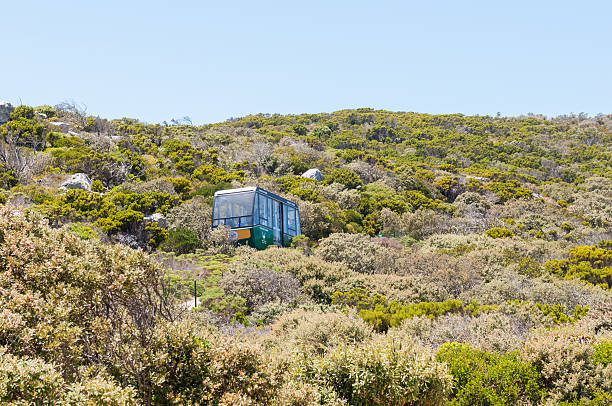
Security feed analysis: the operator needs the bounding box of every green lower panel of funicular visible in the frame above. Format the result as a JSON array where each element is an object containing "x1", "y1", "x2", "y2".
[
  {"x1": 233, "y1": 226, "x2": 293, "y2": 249},
  {"x1": 249, "y1": 226, "x2": 274, "y2": 249}
]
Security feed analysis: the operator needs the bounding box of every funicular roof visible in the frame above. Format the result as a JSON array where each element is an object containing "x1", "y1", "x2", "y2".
[{"x1": 213, "y1": 186, "x2": 298, "y2": 208}]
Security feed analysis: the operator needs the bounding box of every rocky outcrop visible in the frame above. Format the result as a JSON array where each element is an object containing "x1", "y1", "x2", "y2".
[
  {"x1": 60, "y1": 173, "x2": 92, "y2": 191},
  {"x1": 0, "y1": 101, "x2": 14, "y2": 123},
  {"x1": 302, "y1": 168, "x2": 324, "y2": 182},
  {"x1": 49, "y1": 121, "x2": 71, "y2": 132}
]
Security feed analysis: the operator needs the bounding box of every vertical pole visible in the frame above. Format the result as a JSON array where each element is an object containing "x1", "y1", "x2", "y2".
[{"x1": 194, "y1": 280, "x2": 197, "y2": 308}]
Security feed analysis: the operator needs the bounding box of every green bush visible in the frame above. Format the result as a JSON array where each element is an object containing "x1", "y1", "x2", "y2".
[
  {"x1": 293, "y1": 123, "x2": 307, "y2": 136},
  {"x1": 35, "y1": 105, "x2": 56, "y2": 117},
  {"x1": 485, "y1": 227, "x2": 515, "y2": 238},
  {"x1": 544, "y1": 242, "x2": 612, "y2": 289},
  {"x1": 159, "y1": 227, "x2": 201, "y2": 254},
  {"x1": 332, "y1": 289, "x2": 495, "y2": 332},
  {"x1": 436, "y1": 342, "x2": 544, "y2": 405},
  {"x1": 90, "y1": 179, "x2": 104, "y2": 193},
  {"x1": 592, "y1": 340, "x2": 612, "y2": 366},
  {"x1": 167, "y1": 176, "x2": 193, "y2": 199},
  {"x1": 325, "y1": 168, "x2": 362, "y2": 189},
  {"x1": 558, "y1": 391, "x2": 612, "y2": 406}
]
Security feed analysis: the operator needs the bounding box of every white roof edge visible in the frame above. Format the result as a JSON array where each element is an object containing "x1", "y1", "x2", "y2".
[{"x1": 214, "y1": 186, "x2": 257, "y2": 195}]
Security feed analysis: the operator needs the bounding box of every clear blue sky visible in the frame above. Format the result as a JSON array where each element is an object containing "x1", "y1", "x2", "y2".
[{"x1": 2, "y1": 0, "x2": 611, "y2": 124}]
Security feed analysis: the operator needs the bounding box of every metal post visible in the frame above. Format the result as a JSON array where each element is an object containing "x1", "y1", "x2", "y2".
[{"x1": 194, "y1": 280, "x2": 197, "y2": 308}]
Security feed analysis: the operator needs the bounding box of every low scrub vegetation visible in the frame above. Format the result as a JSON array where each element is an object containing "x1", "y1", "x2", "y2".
[{"x1": 1, "y1": 106, "x2": 611, "y2": 404}]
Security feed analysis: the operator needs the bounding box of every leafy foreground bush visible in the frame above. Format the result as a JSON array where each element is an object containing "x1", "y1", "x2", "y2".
[
  {"x1": 0, "y1": 347, "x2": 135, "y2": 405},
  {"x1": 0, "y1": 207, "x2": 281, "y2": 405},
  {"x1": 521, "y1": 329, "x2": 612, "y2": 403},
  {"x1": 436, "y1": 342, "x2": 545, "y2": 406},
  {"x1": 294, "y1": 337, "x2": 453, "y2": 406}
]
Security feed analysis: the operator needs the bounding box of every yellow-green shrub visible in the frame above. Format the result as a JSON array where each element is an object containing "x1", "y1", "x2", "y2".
[
  {"x1": 485, "y1": 227, "x2": 515, "y2": 238},
  {"x1": 437, "y1": 342, "x2": 544, "y2": 406}
]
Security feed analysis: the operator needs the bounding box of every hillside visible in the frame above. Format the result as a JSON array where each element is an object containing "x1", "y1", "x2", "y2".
[{"x1": 0, "y1": 103, "x2": 611, "y2": 405}]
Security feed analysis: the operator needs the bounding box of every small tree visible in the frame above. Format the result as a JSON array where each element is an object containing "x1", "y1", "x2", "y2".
[{"x1": 0, "y1": 129, "x2": 37, "y2": 183}]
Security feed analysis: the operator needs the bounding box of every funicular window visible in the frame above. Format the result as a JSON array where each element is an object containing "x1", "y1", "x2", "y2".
[
  {"x1": 212, "y1": 192, "x2": 254, "y2": 228},
  {"x1": 286, "y1": 206, "x2": 298, "y2": 236},
  {"x1": 257, "y1": 193, "x2": 271, "y2": 228}
]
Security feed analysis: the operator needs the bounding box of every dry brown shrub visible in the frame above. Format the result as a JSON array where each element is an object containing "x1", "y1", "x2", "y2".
[
  {"x1": 219, "y1": 267, "x2": 301, "y2": 312},
  {"x1": 205, "y1": 334, "x2": 284, "y2": 404},
  {"x1": 267, "y1": 309, "x2": 374, "y2": 356},
  {"x1": 521, "y1": 328, "x2": 612, "y2": 403},
  {"x1": 166, "y1": 195, "x2": 212, "y2": 242},
  {"x1": 392, "y1": 303, "x2": 552, "y2": 353},
  {"x1": 271, "y1": 381, "x2": 335, "y2": 406},
  {"x1": 315, "y1": 233, "x2": 400, "y2": 274},
  {"x1": 460, "y1": 270, "x2": 611, "y2": 309},
  {"x1": 332, "y1": 272, "x2": 447, "y2": 303}
]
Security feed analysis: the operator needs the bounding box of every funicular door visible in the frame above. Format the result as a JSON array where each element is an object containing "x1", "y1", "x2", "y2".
[{"x1": 272, "y1": 199, "x2": 282, "y2": 245}]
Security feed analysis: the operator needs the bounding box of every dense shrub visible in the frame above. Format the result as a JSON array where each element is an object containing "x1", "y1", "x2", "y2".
[
  {"x1": 0, "y1": 207, "x2": 175, "y2": 404},
  {"x1": 269, "y1": 310, "x2": 374, "y2": 355},
  {"x1": 219, "y1": 267, "x2": 301, "y2": 312},
  {"x1": 325, "y1": 168, "x2": 362, "y2": 189},
  {"x1": 294, "y1": 337, "x2": 453, "y2": 405},
  {"x1": 460, "y1": 270, "x2": 610, "y2": 311},
  {"x1": 332, "y1": 288, "x2": 494, "y2": 333},
  {"x1": 485, "y1": 227, "x2": 515, "y2": 238},
  {"x1": 159, "y1": 227, "x2": 202, "y2": 254},
  {"x1": 316, "y1": 233, "x2": 398, "y2": 274},
  {"x1": 166, "y1": 195, "x2": 212, "y2": 242},
  {"x1": 0, "y1": 347, "x2": 135, "y2": 405},
  {"x1": 437, "y1": 342, "x2": 544, "y2": 406},
  {"x1": 544, "y1": 241, "x2": 612, "y2": 289},
  {"x1": 521, "y1": 330, "x2": 612, "y2": 403},
  {"x1": 298, "y1": 200, "x2": 332, "y2": 240},
  {"x1": 393, "y1": 307, "x2": 541, "y2": 353},
  {"x1": 592, "y1": 340, "x2": 612, "y2": 366}
]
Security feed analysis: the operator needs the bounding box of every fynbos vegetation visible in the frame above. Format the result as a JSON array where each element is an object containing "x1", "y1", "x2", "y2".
[{"x1": 1, "y1": 106, "x2": 611, "y2": 405}]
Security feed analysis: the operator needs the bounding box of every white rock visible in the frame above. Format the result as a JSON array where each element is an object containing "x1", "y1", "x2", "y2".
[
  {"x1": 0, "y1": 101, "x2": 14, "y2": 123},
  {"x1": 144, "y1": 212, "x2": 167, "y2": 228},
  {"x1": 60, "y1": 173, "x2": 92, "y2": 191},
  {"x1": 49, "y1": 121, "x2": 71, "y2": 132},
  {"x1": 302, "y1": 168, "x2": 324, "y2": 182}
]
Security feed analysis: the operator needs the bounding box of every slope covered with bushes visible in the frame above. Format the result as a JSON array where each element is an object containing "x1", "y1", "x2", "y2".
[{"x1": 1, "y1": 105, "x2": 611, "y2": 404}]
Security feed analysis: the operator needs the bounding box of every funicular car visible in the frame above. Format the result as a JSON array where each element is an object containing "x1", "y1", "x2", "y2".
[{"x1": 212, "y1": 187, "x2": 301, "y2": 249}]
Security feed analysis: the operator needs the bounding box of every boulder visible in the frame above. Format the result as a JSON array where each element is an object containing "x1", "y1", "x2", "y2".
[
  {"x1": 302, "y1": 168, "x2": 324, "y2": 182},
  {"x1": 0, "y1": 101, "x2": 14, "y2": 124},
  {"x1": 60, "y1": 173, "x2": 92, "y2": 191},
  {"x1": 49, "y1": 121, "x2": 71, "y2": 132},
  {"x1": 144, "y1": 212, "x2": 167, "y2": 228}
]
